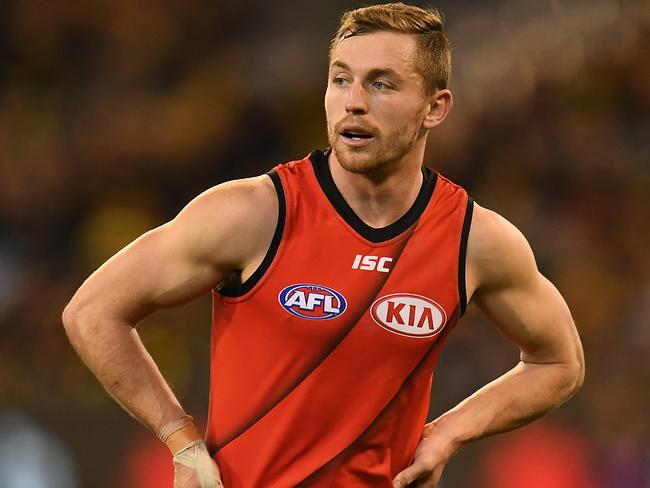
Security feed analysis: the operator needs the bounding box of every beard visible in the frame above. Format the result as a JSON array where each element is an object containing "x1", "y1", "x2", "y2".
[{"x1": 326, "y1": 112, "x2": 424, "y2": 178}]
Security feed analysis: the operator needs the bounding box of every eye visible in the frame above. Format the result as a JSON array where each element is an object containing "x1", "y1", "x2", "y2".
[
  {"x1": 332, "y1": 76, "x2": 349, "y2": 86},
  {"x1": 372, "y1": 80, "x2": 388, "y2": 90}
]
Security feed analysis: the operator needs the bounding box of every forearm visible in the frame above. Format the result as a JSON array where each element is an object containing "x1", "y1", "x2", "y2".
[
  {"x1": 432, "y1": 359, "x2": 582, "y2": 452},
  {"x1": 63, "y1": 308, "x2": 187, "y2": 432}
]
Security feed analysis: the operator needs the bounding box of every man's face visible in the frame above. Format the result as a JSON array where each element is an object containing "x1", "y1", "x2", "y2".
[{"x1": 325, "y1": 31, "x2": 431, "y2": 174}]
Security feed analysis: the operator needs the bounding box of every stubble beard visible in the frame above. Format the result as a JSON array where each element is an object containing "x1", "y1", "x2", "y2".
[{"x1": 327, "y1": 114, "x2": 423, "y2": 178}]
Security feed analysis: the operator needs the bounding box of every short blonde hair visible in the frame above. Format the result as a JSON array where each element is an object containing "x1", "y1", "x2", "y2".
[{"x1": 329, "y1": 3, "x2": 451, "y2": 93}]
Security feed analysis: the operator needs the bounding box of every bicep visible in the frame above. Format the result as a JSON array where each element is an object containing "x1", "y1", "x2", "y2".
[
  {"x1": 469, "y1": 206, "x2": 582, "y2": 365},
  {"x1": 475, "y1": 272, "x2": 578, "y2": 364},
  {"x1": 66, "y1": 176, "x2": 277, "y2": 324},
  {"x1": 75, "y1": 221, "x2": 226, "y2": 324}
]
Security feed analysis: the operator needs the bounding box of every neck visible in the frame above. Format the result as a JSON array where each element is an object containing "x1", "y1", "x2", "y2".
[{"x1": 328, "y1": 144, "x2": 426, "y2": 229}]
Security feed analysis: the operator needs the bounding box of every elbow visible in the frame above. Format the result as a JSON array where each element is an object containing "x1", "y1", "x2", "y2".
[
  {"x1": 62, "y1": 293, "x2": 136, "y2": 349},
  {"x1": 62, "y1": 293, "x2": 102, "y2": 347},
  {"x1": 61, "y1": 300, "x2": 76, "y2": 331},
  {"x1": 571, "y1": 357, "x2": 585, "y2": 393},
  {"x1": 571, "y1": 338, "x2": 586, "y2": 393},
  {"x1": 564, "y1": 365, "x2": 584, "y2": 399},
  {"x1": 61, "y1": 297, "x2": 87, "y2": 346},
  {"x1": 563, "y1": 351, "x2": 585, "y2": 398},
  {"x1": 559, "y1": 325, "x2": 586, "y2": 397}
]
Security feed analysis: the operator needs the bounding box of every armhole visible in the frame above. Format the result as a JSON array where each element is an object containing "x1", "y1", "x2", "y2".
[
  {"x1": 458, "y1": 197, "x2": 474, "y2": 316},
  {"x1": 219, "y1": 170, "x2": 286, "y2": 297}
]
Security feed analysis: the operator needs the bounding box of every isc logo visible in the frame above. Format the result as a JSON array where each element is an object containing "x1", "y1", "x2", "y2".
[
  {"x1": 279, "y1": 284, "x2": 347, "y2": 320},
  {"x1": 352, "y1": 254, "x2": 393, "y2": 273},
  {"x1": 371, "y1": 293, "x2": 447, "y2": 338}
]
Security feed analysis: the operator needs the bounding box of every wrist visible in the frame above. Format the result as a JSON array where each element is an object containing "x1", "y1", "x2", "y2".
[
  {"x1": 156, "y1": 415, "x2": 203, "y2": 456},
  {"x1": 424, "y1": 417, "x2": 467, "y2": 458}
]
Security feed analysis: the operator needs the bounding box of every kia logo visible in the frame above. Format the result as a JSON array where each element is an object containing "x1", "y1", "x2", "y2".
[{"x1": 370, "y1": 293, "x2": 447, "y2": 338}]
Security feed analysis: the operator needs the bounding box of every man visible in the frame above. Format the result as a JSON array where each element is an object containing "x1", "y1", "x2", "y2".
[{"x1": 62, "y1": 3, "x2": 585, "y2": 488}]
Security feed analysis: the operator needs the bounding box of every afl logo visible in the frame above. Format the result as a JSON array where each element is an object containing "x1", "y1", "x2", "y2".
[
  {"x1": 371, "y1": 293, "x2": 447, "y2": 338},
  {"x1": 279, "y1": 284, "x2": 347, "y2": 320}
]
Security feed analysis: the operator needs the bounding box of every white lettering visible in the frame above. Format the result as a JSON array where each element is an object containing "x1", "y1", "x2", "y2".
[
  {"x1": 352, "y1": 254, "x2": 393, "y2": 273},
  {"x1": 323, "y1": 295, "x2": 340, "y2": 313},
  {"x1": 377, "y1": 257, "x2": 393, "y2": 273},
  {"x1": 305, "y1": 293, "x2": 325, "y2": 311},
  {"x1": 360, "y1": 255, "x2": 378, "y2": 270},
  {"x1": 370, "y1": 293, "x2": 447, "y2": 338},
  {"x1": 284, "y1": 291, "x2": 307, "y2": 309}
]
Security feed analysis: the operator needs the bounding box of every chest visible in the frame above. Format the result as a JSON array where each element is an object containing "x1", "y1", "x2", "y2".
[{"x1": 251, "y1": 221, "x2": 459, "y2": 352}]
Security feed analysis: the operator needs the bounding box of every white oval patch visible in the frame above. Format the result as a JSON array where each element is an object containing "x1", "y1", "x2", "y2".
[{"x1": 370, "y1": 293, "x2": 447, "y2": 338}]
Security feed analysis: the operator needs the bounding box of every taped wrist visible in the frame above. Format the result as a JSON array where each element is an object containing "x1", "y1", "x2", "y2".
[
  {"x1": 156, "y1": 415, "x2": 203, "y2": 456},
  {"x1": 173, "y1": 441, "x2": 223, "y2": 488}
]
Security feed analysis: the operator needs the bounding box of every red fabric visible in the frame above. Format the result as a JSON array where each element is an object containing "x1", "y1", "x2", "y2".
[{"x1": 206, "y1": 154, "x2": 470, "y2": 487}]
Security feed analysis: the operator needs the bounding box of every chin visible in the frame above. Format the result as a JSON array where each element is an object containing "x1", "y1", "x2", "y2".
[{"x1": 333, "y1": 144, "x2": 382, "y2": 174}]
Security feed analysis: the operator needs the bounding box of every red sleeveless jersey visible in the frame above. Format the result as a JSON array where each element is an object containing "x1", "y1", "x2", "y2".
[{"x1": 205, "y1": 149, "x2": 473, "y2": 487}]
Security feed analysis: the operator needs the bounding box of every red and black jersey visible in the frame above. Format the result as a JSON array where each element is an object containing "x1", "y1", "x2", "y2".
[{"x1": 205, "y1": 149, "x2": 473, "y2": 487}]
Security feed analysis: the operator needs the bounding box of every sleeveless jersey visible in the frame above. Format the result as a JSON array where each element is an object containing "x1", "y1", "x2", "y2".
[{"x1": 205, "y1": 149, "x2": 473, "y2": 487}]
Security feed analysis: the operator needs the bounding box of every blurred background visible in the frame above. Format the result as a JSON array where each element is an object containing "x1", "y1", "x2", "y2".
[{"x1": 0, "y1": 0, "x2": 648, "y2": 486}]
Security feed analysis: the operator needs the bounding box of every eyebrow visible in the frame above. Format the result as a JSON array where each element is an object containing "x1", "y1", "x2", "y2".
[
  {"x1": 330, "y1": 61, "x2": 405, "y2": 81},
  {"x1": 331, "y1": 60, "x2": 351, "y2": 70}
]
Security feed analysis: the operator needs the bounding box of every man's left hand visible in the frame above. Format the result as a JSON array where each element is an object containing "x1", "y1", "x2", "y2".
[{"x1": 392, "y1": 422, "x2": 457, "y2": 488}]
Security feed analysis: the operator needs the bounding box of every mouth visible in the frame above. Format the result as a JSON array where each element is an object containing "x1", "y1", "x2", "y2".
[{"x1": 339, "y1": 126, "x2": 375, "y2": 147}]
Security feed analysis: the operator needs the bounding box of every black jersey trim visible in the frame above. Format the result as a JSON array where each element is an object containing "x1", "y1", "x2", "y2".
[
  {"x1": 219, "y1": 170, "x2": 286, "y2": 298},
  {"x1": 309, "y1": 148, "x2": 437, "y2": 243},
  {"x1": 458, "y1": 197, "x2": 474, "y2": 316}
]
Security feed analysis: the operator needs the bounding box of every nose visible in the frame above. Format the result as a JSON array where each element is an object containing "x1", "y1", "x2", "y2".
[{"x1": 345, "y1": 82, "x2": 369, "y2": 115}]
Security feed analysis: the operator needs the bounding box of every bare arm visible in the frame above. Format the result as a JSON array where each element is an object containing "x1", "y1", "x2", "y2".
[
  {"x1": 62, "y1": 175, "x2": 278, "y2": 436},
  {"x1": 393, "y1": 203, "x2": 584, "y2": 488},
  {"x1": 432, "y1": 203, "x2": 584, "y2": 443}
]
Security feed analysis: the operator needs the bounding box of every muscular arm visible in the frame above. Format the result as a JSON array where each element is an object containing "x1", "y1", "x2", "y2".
[
  {"x1": 430, "y1": 204, "x2": 585, "y2": 448},
  {"x1": 62, "y1": 175, "x2": 278, "y2": 434},
  {"x1": 393, "y1": 203, "x2": 584, "y2": 487}
]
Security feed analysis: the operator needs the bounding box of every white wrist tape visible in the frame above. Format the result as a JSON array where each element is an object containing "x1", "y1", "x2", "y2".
[
  {"x1": 156, "y1": 415, "x2": 203, "y2": 456},
  {"x1": 173, "y1": 440, "x2": 223, "y2": 488}
]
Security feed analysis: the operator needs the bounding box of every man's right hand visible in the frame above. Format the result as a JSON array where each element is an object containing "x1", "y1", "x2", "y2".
[{"x1": 173, "y1": 441, "x2": 224, "y2": 488}]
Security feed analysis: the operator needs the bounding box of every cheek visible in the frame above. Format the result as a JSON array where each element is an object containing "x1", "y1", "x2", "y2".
[
  {"x1": 324, "y1": 86, "x2": 340, "y2": 114},
  {"x1": 378, "y1": 100, "x2": 424, "y2": 130},
  {"x1": 324, "y1": 88, "x2": 334, "y2": 120},
  {"x1": 370, "y1": 93, "x2": 406, "y2": 113},
  {"x1": 374, "y1": 105, "x2": 412, "y2": 130},
  {"x1": 324, "y1": 90, "x2": 347, "y2": 132}
]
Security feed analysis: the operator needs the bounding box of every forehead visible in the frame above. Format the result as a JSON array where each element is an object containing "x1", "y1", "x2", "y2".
[{"x1": 330, "y1": 31, "x2": 418, "y2": 75}]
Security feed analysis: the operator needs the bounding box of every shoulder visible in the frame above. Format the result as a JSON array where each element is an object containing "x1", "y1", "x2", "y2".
[
  {"x1": 176, "y1": 174, "x2": 276, "y2": 222},
  {"x1": 166, "y1": 174, "x2": 279, "y2": 270},
  {"x1": 466, "y1": 203, "x2": 538, "y2": 298}
]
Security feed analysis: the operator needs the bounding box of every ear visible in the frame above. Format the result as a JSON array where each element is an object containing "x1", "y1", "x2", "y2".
[{"x1": 422, "y1": 89, "x2": 453, "y2": 130}]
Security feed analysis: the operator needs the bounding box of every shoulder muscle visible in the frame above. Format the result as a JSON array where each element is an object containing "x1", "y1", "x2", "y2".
[
  {"x1": 466, "y1": 204, "x2": 581, "y2": 366},
  {"x1": 466, "y1": 204, "x2": 538, "y2": 298},
  {"x1": 66, "y1": 174, "x2": 278, "y2": 323},
  {"x1": 168, "y1": 174, "x2": 278, "y2": 272}
]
